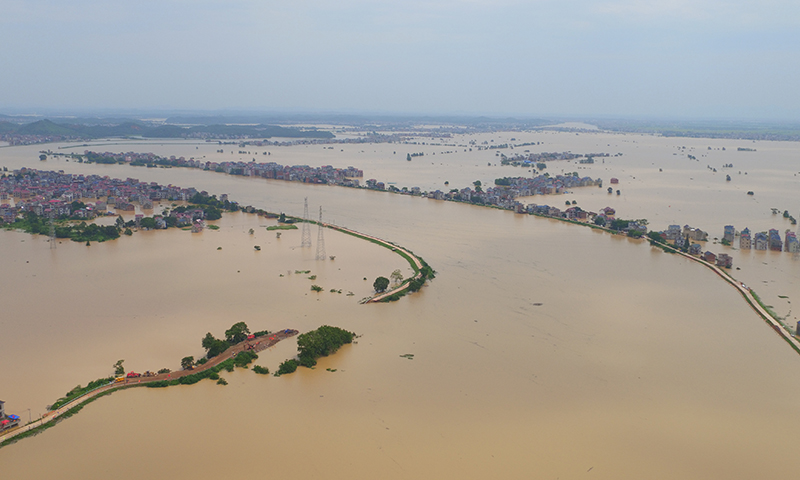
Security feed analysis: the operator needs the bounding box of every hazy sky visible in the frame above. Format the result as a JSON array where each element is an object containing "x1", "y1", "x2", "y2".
[{"x1": 1, "y1": 0, "x2": 798, "y2": 119}]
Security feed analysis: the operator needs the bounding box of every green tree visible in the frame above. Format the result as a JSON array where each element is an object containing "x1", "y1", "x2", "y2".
[
  {"x1": 296, "y1": 326, "x2": 356, "y2": 364},
  {"x1": 610, "y1": 219, "x2": 630, "y2": 231},
  {"x1": 181, "y1": 356, "x2": 195, "y2": 370},
  {"x1": 277, "y1": 359, "x2": 299, "y2": 375},
  {"x1": 115, "y1": 215, "x2": 125, "y2": 228},
  {"x1": 390, "y1": 269, "x2": 404, "y2": 286},
  {"x1": 39, "y1": 154, "x2": 47, "y2": 161},
  {"x1": 113, "y1": 359, "x2": 125, "y2": 376},
  {"x1": 374, "y1": 276, "x2": 390, "y2": 293},
  {"x1": 202, "y1": 332, "x2": 228, "y2": 358},
  {"x1": 225, "y1": 322, "x2": 250, "y2": 344},
  {"x1": 140, "y1": 217, "x2": 156, "y2": 229}
]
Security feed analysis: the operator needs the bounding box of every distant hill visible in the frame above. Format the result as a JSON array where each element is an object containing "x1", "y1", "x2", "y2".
[
  {"x1": 17, "y1": 119, "x2": 79, "y2": 136},
  {"x1": 141, "y1": 125, "x2": 190, "y2": 138},
  {"x1": 0, "y1": 121, "x2": 18, "y2": 134},
  {"x1": 0, "y1": 119, "x2": 335, "y2": 140}
]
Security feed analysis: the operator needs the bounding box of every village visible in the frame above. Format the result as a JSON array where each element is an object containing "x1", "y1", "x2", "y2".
[
  {"x1": 0, "y1": 169, "x2": 213, "y2": 231},
  {"x1": 63, "y1": 150, "x2": 366, "y2": 187},
  {"x1": 2, "y1": 161, "x2": 796, "y2": 264}
]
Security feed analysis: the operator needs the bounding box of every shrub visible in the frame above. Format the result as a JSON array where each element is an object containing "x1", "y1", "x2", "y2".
[
  {"x1": 298, "y1": 355, "x2": 317, "y2": 368},
  {"x1": 233, "y1": 351, "x2": 258, "y2": 368},
  {"x1": 253, "y1": 365, "x2": 270, "y2": 375},
  {"x1": 277, "y1": 359, "x2": 299, "y2": 375}
]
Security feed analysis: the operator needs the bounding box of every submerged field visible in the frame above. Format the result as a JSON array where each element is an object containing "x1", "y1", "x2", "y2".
[{"x1": 1, "y1": 129, "x2": 798, "y2": 479}]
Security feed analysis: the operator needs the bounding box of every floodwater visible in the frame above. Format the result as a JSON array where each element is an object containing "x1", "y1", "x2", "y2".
[{"x1": 1, "y1": 130, "x2": 799, "y2": 479}]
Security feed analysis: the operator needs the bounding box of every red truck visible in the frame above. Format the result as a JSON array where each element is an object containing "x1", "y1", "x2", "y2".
[{"x1": 126, "y1": 372, "x2": 142, "y2": 378}]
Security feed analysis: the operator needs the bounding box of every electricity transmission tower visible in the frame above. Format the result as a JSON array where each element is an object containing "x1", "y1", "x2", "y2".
[
  {"x1": 301, "y1": 197, "x2": 312, "y2": 248},
  {"x1": 315, "y1": 206, "x2": 326, "y2": 261}
]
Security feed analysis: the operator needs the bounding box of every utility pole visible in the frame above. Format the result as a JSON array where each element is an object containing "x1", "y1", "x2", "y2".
[{"x1": 301, "y1": 197, "x2": 311, "y2": 248}]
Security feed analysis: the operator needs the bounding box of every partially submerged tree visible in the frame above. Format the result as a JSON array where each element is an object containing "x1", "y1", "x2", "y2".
[
  {"x1": 374, "y1": 276, "x2": 390, "y2": 293},
  {"x1": 390, "y1": 269, "x2": 404, "y2": 286}
]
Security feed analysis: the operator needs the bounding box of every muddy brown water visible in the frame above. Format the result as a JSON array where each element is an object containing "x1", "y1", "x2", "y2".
[{"x1": 0, "y1": 131, "x2": 798, "y2": 479}]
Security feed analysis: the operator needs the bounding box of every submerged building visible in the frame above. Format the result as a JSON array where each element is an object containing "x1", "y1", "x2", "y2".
[
  {"x1": 754, "y1": 232, "x2": 769, "y2": 250},
  {"x1": 723, "y1": 225, "x2": 735, "y2": 243},
  {"x1": 786, "y1": 231, "x2": 799, "y2": 253},
  {"x1": 769, "y1": 229, "x2": 783, "y2": 251},
  {"x1": 740, "y1": 228, "x2": 751, "y2": 250}
]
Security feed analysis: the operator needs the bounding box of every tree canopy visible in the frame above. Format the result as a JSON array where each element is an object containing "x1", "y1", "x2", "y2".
[
  {"x1": 225, "y1": 322, "x2": 250, "y2": 344},
  {"x1": 296, "y1": 325, "x2": 356, "y2": 367},
  {"x1": 374, "y1": 276, "x2": 390, "y2": 292},
  {"x1": 181, "y1": 356, "x2": 195, "y2": 370},
  {"x1": 202, "y1": 332, "x2": 229, "y2": 358}
]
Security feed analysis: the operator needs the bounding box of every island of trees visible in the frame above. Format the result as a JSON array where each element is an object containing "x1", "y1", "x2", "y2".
[{"x1": 277, "y1": 325, "x2": 356, "y2": 375}]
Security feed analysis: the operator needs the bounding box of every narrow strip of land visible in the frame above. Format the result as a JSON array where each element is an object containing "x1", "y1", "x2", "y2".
[
  {"x1": 0, "y1": 329, "x2": 297, "y2": 445},
  {"x1": 532, "y1": 211, "x2": 800, "y2": 355},
  {"x1": 324, "y1": 224, "x2": 425, "y2": 303},
  {"x1": 654, "y1": 241, "x2": 800, "y2": 353}
]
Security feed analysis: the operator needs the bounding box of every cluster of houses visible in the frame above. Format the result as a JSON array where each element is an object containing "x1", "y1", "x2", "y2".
[
  {"x1": 659, "y1": 224, "x2": 734, "y2": 266},
  {"x1": 702, "y1": 251, "x2": 734, "y2": 268},
  {"x1": 735, "y1": 226, "x2": 799, "y2": 253},
  {"x1": 395, "y1": 174, "x2": 602, "y2": 210},
  {"x1": 500, "y1": 151, "x2": 581, "y2": 165},
  {"x1": 2, "y1": 132, "x2": 78, "y2": 146},
  {"x1": 81, "y1": 151, "x2": 364, "y2": 187},
  {"x1": 654, "y1": 221, "x2": 800, "y2": 270},
  {"x1": 0, "y1": 168, "x2": 202, "y2": 224}
]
